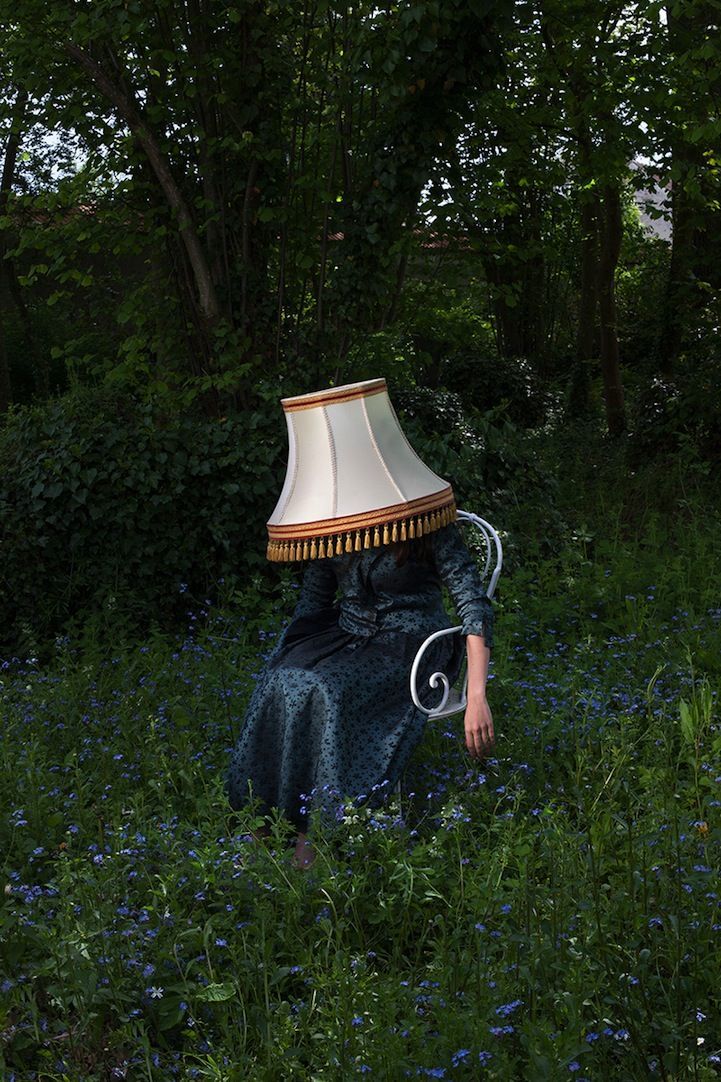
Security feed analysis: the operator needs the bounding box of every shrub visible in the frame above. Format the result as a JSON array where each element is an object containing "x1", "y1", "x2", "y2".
[
  {"x1": 436, "y1": 351, "x2": 556, "y2": 428},
  {"x1": 393, "y1": 385, "x2": 563, "y2": 567},
  {"x1": 0, "y1": 381, "x2": 564, "y2": 655},
  {"x1": 0, "y1": 387, "x2": 283, "y2": 654},
  {"x1": 626, "y1": 353, "x2": 721, "y2": 468}
]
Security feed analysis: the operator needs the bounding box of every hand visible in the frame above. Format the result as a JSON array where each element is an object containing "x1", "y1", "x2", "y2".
[{"x1": 464, "y1": 695, "x2": 494, "y2": 760}]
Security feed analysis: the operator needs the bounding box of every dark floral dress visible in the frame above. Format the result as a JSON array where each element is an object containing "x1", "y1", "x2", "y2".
[{"x1": 225, "y1": 522, "x2": 494, "y2": 833}]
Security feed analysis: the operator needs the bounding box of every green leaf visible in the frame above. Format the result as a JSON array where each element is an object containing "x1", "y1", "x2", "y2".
[
  {"x1": 196, "y1": 982, "x2": 236, "y2": 1002},
  {"x1": 679, "y1": 700, "x2": 694, "y2": 746}
]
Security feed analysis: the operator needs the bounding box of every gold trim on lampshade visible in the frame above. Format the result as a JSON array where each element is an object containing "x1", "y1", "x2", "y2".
[{"x1": 266, "y1": 378, "x2": 456, "y2": 562}]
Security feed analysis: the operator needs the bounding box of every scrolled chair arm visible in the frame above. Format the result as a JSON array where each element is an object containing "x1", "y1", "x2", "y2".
[
  {"x1": 409, "y1": 626, "x2": 467, "y2": 717},
  {"x1": 409, "y1": 509, "x2": 501, "y2": 721}
]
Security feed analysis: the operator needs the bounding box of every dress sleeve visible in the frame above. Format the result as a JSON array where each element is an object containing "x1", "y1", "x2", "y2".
[
  {"x1": 432, "y1": 523, "x2": 495, "y2": 650},
  {"x1": 290, "y1": 558, "x2": 338, "y2": 619}
]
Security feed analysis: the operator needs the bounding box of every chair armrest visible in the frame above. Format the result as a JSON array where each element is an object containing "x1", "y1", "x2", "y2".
[
  {"x1": 410, "y1": 626, "x2": 467, "y2": 717},
  {"x1": 409, "y1": 509, "x2": 500, "y2": 720}
]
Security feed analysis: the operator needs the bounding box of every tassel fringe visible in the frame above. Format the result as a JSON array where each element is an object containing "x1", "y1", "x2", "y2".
[{"x1": 267, "y1": 500, "x2": 457, "y2": 562}]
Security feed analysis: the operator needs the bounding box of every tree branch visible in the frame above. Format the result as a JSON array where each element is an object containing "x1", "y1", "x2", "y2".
[{"x1": 64, "y1": 41, "x2": 221, "y2": 327}]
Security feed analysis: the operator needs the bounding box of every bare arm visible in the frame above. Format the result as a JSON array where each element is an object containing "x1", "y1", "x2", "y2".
[
  {"x1": 464, "y1": 633, "x2": 494, "y2": 759},
  {"x1": 431, "y1": 524, "x2": 496, "y2": 759}
]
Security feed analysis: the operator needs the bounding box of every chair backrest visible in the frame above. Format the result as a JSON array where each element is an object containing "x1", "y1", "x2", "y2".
[{"x1": 456, "y1": 509, "x2": 503, "y2": 599}]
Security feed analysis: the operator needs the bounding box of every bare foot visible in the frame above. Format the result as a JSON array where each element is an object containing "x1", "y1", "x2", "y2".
[
  {"x1": 292, "y1": 832, "x2": 316, "y2": 870},
  {"x1": 231, "y1": 823, "x2": 272, "y2": 870},
  {"x1": 251, "y1": 823, "x2": 272, "y2": 844}
]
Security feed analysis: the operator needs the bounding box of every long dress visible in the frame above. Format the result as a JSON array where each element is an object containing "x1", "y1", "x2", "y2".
[{"x1": 225, "y1": 521, "x2": 494, "y2": 834}]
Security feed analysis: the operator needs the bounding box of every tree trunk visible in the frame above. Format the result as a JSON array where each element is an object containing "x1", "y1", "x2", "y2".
[
  {"x1": 568, "y1": 193, "x2": 600, "y2": 415},
  {"x1": 0, "y1": 88, "x2": 44, "y2": 404},
  {"x1": 0, "y1": 98, "x2": 17, "y2": 409},
  {"x1": 65, "y1": 43, "x2": 222, "y2": 335},
  {"x1": 184, "y1": 0, "x2": 228, "y2": 304},
  {"x1": 657, "y1": 2, "x2": 714, "y2": 377},
  {"x1": 597, "y1": 184, "x2": 626, "y2": 436},
  {"x1": 482, "y1": 242, "x2": 525, "y2": 358},
  {"x1": 481, "y1": 177, "x2": 546, "y2": 363},
  {"x1": 659, "y1": 175, "x2": 693, "y2": 377},
  {"x1": 576, "y1": 196, "x2": 599, "y2": 362},
  {"x1": 0, "y1": 310, "x2": 11, "y2": 411},
  {"x1": 525, "y1": 186, "x2": 547, "y2": 370}
]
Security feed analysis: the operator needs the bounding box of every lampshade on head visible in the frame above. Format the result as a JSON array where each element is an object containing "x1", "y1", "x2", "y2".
[{"x1": 266, "y1": 377, "x2": 456, "y2": 561}]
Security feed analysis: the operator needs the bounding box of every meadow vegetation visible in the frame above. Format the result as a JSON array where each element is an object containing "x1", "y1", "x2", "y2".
[
  {"x1": 2, "y1": 419, "x2": 720, "y2": 1081},
  {"x1": 2, "y1": 3, "x2": 719, "y2": 1074}
]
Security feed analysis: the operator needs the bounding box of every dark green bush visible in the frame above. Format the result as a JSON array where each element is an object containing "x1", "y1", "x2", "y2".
[
  {"x1": 422, "y1": 351, "x2": 557, "y2": 428},
  {"x1": 393, "y1": 385, "x2": 563, "y2": 567},
  {"x1": 0, "y1": 387, "x2": 284, "y2": 654},
  {"x1": 0, "y1": 382, "x2": 564, "y2": 656},
  {"x1": 627, "y1": 353, "x2": 721, "y2": 467}
]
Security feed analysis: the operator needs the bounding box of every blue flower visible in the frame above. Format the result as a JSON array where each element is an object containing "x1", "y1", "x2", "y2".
[{"x1": 495, "y1": 998, "x2": 523, "y2": 1016}]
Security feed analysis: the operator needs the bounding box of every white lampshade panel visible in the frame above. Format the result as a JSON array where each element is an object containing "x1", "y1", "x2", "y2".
[{"x1": 266, "y1": 378, "x2": 456, "y2": 562}]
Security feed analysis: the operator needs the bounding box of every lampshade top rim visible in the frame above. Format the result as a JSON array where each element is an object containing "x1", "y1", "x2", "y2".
[{"x1": 281, "y1": 377, "x2": 386, "y2": 411}]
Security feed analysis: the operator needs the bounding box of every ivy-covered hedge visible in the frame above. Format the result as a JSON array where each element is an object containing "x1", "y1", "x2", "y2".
[
  {"x1": 393, "y1": 385, "x2": 560, "y2": 538},
  {"x1": 0, "y1": 383, "x2": 556, "y2": 655},
  {"x1": 0, "y1": 388, "x2": 284, "y2": 654},
  {"x1": 627, "y1": 353, "x2": 721, "y2": 467}
]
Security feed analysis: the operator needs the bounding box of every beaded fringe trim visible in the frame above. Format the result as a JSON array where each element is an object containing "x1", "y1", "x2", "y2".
[{"x1": 267, "y1": 501, "x2": 457, "y2": 562}]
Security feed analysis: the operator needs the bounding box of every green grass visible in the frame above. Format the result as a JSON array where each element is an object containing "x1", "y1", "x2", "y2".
[{"x1": 1, "y1": 463, "x2": 720, "y2": 1081}]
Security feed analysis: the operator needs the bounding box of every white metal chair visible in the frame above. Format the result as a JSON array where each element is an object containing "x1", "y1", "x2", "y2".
[
  {"x1": 389, "y1": 510, "x2": 502, "y2": 804},
  {"x1": 409, "y1": 510, "x2": 502, "y2": 719}
]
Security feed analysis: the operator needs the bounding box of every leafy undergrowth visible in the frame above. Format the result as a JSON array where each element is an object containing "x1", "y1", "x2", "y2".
[{"x1": 1, "y1": 491, "x2": 720, "y2": 1081}]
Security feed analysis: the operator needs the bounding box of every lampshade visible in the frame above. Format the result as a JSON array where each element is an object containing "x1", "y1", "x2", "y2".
[{"x1": 266, "y1": 377, "x2": 456, "y2": 561}]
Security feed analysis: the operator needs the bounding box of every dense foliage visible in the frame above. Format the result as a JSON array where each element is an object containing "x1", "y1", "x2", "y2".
[
  {"x1": 1, "y1": 0, "x2": 719, "y2": 643},
  {"x1": 0, "y1": 376, "x2": 561, "y2": 652},
  {"x1": 0, "y1": 387, "x2": 282, "y2": 654},
  {"x1": 2, "y1": 457, "x2": 720, "y2": 1080},
  {"x1": 1, "y1": 0, "x2": 719, "y2": 425},
  {"x1": 1, "y1": 3, "x2": 720, "y2": 1078}
]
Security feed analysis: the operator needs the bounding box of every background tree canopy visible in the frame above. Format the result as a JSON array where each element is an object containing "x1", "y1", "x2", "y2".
[
  {"x1": 3, "y1": 8, "x2": 721, "y2": 1078},
  {"x1": 0, "y1": 0, "x2": 719, "y2": 650}
]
